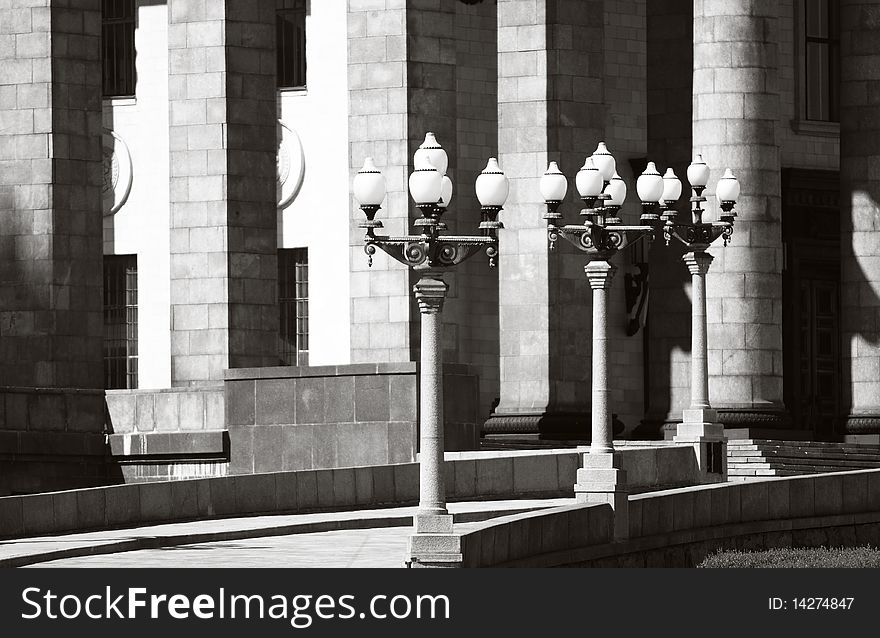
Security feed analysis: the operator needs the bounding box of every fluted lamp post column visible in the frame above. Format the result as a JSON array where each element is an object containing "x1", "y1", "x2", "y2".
[
  {"x1": 661, "y1": 156, "x2": 740, "y2": 479},
  {"x1": 541, "y1": 143, "x2": 664, "y2": 538},
  {"x1": 353, "y1": 133, "x2": 508, "y2": 567}
]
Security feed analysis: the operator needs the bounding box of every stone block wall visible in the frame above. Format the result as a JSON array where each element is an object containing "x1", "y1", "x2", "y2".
[
  {"x1": 643, "y1": 0, "x2": 693, "y2": 436},
  {"x1": 0, "y1": 0, "x2": 104, "y2": 388},
  {"x1": 168, "y1": 0, "x2": 279, "y2": 384},
  {"x1": 0, "y1": 388, "x2": 107, "y2": 496},
  {"x1": 224, "y1": 362, "x2": 482, "y2": 474},
  {"x1": 603, "y1": 0, "x2": 648, "y2": 433},
  {"x1": 0, "y1": 0, "x2": 107, "y2": 494},
  {"x1": 348, "y1": 0, "x2": 501, "y2": 420},
  {"x1": 839, "y1": 0, "x2": 880, "y2": 435}
]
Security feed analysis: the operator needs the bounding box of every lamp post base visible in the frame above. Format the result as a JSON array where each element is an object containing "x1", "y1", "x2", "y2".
[
  {"x1": 405, "y1": 532, "x2": 462, "y2": 568},
  {"x1": 573, "y1": 452, "x2": 629, "y2": 540}
]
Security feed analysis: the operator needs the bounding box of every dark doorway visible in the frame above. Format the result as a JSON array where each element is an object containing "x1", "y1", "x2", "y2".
[{"x1": 782, "y1": 169, "x2": 840, "y2": 438}]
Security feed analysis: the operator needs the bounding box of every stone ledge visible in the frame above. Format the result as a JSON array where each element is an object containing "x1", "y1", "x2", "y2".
[
  {"x1": 223, "y1": 362, "x2": 475, "y2": 380},
  {"x1": 108, "y1": 430, "x2": 227, "y2": 457}
]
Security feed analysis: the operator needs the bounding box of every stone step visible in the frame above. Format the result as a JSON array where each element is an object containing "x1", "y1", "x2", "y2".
[
  {"x1": 728, "y1": 462, "x2": 873, "y2": 474},
  {"x1": 728, "y1": 446, "x2": 880, "y2": 457},
  {"x1": 727, "y1": 439, "x2": 880, "y2": 454},
  {"x1": 728, "y1": 458, "x2": 880, "y2": 469}
]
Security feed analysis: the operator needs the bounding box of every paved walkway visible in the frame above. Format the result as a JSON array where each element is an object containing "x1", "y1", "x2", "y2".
[{"x1": 2, "y1": 498, "x2": 574, "y2": 568}]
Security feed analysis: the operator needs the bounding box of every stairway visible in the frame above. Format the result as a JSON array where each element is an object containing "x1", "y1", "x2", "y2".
[{"x1": 727, "y1": 439, "x2": 880, "y2": 480}]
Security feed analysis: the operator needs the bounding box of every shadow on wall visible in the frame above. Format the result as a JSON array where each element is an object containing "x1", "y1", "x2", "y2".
[{"x1": 840, "y1": 189, "x2": 880, "y2": 435}]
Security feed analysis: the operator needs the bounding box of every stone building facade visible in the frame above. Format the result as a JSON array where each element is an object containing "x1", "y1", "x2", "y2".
[{"x1": 0, "y1": 0, "x2": 876, "y2": 494}]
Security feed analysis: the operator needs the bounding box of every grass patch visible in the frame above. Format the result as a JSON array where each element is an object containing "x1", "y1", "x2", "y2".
[{"x1": 697, "y1": 546, "x2": 880, "y2": 568}]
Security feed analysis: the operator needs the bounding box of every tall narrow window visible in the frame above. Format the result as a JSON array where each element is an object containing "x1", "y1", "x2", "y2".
[
  {"x1": 104, "y1": 255, "x2": 138, "y2": 389},
  {"x1": 804, "y1": 0, "x2": 840, "y2": 122},
  {"x1": 277, "y1": 0, "x2": 307, "y2": 89},
  {"x1": 102, "y1": 0, "x2": 136, "y2": 97},
  {"x1": 279, "y1": 248, "x2": 309, "y2": 366}
]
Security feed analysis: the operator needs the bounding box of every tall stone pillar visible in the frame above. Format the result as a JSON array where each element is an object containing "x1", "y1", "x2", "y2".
[
  {"x1": 0, "y1": 0, "x2": 106, "y2": 494},
  {"x1": 839, "y1": 0, "x2": 880, "y2": 436},
  {"x1": 348, "y1": 1, "x2": 458, "y2": 365},
  {"x1": 168, "y1": 0, "x2": 279, "y2": 385},
  {"x1": 692, "y1": 0, "x2": 787, "y2": 430},
  {"x1": 484, "y1": 0, "x2": 605, "y2": 438}
]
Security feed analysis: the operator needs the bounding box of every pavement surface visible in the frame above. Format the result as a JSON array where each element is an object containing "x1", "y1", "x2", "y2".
[{"x1": 1, "y1": 498, "x2": 574, "y2": 569}]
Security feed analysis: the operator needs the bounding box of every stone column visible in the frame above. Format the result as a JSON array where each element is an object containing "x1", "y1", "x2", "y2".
[
  {"x1": 168, "y1": 0, "x2": 278, "y2": 385},
  {"x1": 412, "y1": 272, "x2": 450, "y2": 530},
  {"x1": 686, "y1": 251, "x2": 713, "y2": 411},
  {"x1": 585, "y1": 261, "x2": 616, "y2": 453},
  {"x1": 575, "y1": 259, "x2": 627, "y2": 539},
  {"x1": 348, "y1": 1, "x2": 458, "y2": 365},
  {"x1": 486, "y1": 0, "x2": 605, "y2": 438},
  {"x1": 839, "y1": 1, "x2": 880, "y2": 436},
  {"x1": 0, "y1": 0, "x2": 107, "y2": 494},
  {"x1": 692, "y1": 0, "x2": 787, "y2": 430},
  {"x1": 407, "y1": 271, "x2": 462, "y2": 567},
  {"x1": 675, "y1": 252, "x2": 726, "y2": 479}
]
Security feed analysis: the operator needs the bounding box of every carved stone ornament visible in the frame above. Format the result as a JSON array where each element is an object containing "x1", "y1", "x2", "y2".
[
  {"x1": 277, "y1": 119, "x2": 305, "y2": 209},
  {"x1": 102, "y1": 129, "x2": 133, "y2": 216}
]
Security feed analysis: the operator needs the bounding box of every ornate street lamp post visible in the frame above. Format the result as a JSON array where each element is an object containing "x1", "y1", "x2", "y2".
[
  {"x1": 660, "y1": 157, "x2": 739, "y2": 477},
  {"x1": 540, "y1": 143, "x2": 662, "y2": 457},
  {"x1": 353, "y1": 133, "x2": 508, "y2": 567},
  {"x1": 541, "y1": 144, "x2": 739, "y2": 532}
]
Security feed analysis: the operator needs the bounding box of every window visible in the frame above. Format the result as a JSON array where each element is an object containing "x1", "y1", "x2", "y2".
[
  {"x1": 804, "y1": 0, "x2": 839, "y2": 122},
  {"x1": 277, "y1": 0, "x2": 307, "y2": 89},
  {"x1": 278, "y1": 248, "x2": 309, "y2": 366},
  {"x1": 102, "y1": 0, "x2": 136, "y2": 97},
  {"x1": 104, "y1": 255, "x2": 138, "y2": 389}
]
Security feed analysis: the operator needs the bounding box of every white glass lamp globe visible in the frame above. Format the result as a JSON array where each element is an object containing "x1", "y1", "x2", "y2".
[
  {"x1": 540, "y1": 161, "x2": 568, "y2": 202},
  {"x1": 717, "y1": 168, "x2": 741, "y2": 203},
  {"x1": 576, "y1": 157, "x2": 603, "y2": 198},
  {"x1": 687, "y1": 154, "x2": 710, "y2": 188},
  {"x1": 438, "y1": 175, "x2": 454, "y2": 209},
  {"x1": 353, "y1": 157, "x2": 386, "y2": 207},
  {"x1": 475, "y1": 158, "x2": 509, "y2": 207},
  {"x1": 636, "y1": 161, "x2": 664, "y2": 204},
  {"x1": 591, "y1": 142, "x2": 616, "y2": 183},
  {"x1": 604, "y1": 171, "x2": 626, "y2": 207},
  {"x1": 414, "y1": 132, "x2": 449, "y2": 177},
  {"x1": 662, "y1": 167, "x2": 682, "y2": 203},
  {"x1": 408, "y1": 156, "x2": 442, "y2": 205}
]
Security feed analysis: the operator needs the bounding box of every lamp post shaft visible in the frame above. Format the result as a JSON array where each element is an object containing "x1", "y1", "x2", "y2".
[
  {"x1": 413, "y1": 271, "x2": 450, "y2": 527},
  {"x1": 684, "y1": 251, "x2": 714, "y2": 410},
  {"x1": 585, "y1": 260, "x2": 616, "y2": 454}
]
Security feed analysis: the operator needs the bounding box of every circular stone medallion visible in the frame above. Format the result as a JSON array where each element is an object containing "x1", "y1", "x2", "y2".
[
  {"x1": 277, "y1": 119, "x2": 305, "y2": 209},
  {"x1": 102, "y1": 129, "x2": 133, "y2": 216}
]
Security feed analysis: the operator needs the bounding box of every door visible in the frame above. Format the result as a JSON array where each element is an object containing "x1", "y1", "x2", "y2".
[
  {"x1": 795, "y1": 270, "x2": 840, "y2": 436},
  {"x1": 782, "y1": 168, "x2": 840, "y2": 439}
]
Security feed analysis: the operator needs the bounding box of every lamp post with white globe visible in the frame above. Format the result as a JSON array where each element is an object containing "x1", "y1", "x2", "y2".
[
  {"x1": 353, "y1": 132, "x2": 509, "y2": 567},
  {"x1": 659, "y1": 156, "x2": 740, "y2": 477},
  {"x1": 540, "y1": 143, "x2": 740, "y2": 533}
]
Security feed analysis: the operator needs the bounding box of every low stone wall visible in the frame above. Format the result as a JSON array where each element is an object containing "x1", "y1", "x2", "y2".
[
  {"x1": 475, "y1": 469, "x2": 880, "y2": 567},
  {"x1": 459, "y1": 503, "x2": 612, "y2": 567},
  {"x1": 0, "y1": 387, "x2": 108, "y2": 496},
  {"x1": 224, "y1": 362, "x2": 482, "y2": 474},
  {"x1": 0, "y1": 450, "x2": 576, "y2": 540}
]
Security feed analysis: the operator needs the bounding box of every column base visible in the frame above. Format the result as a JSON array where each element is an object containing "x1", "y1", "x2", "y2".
[
  {"x1": 573, "y1": 452, "x2": 628, "y2": 540},
  {"x1": 414, "y1": 511, "x2": 453, "y2": 534},
  {"x1": 841, "y1": 413, "x2": 880, "y2": 434},
  {"x1": 483, "y1": 409, "x2": 624, "y2": 440}
]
